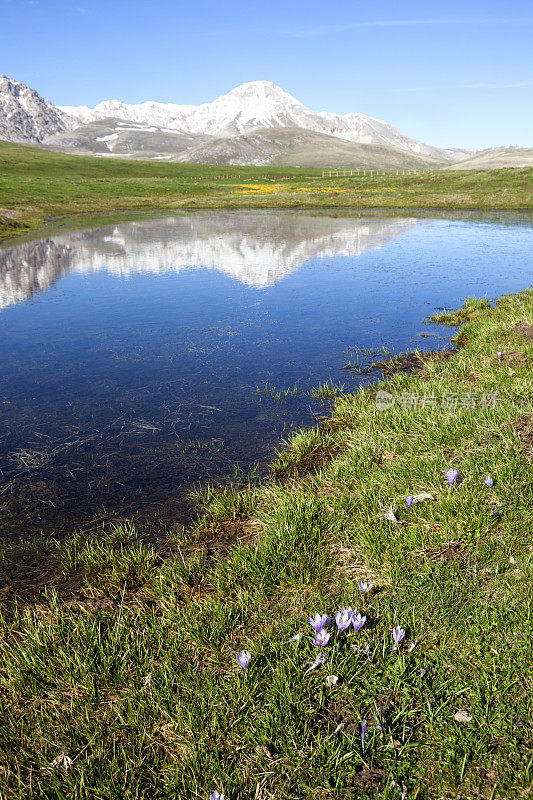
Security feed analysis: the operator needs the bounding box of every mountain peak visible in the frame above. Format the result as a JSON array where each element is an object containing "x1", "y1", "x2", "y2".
[{"x1": 0, "y1": 74, "x2": 71, "y2": 143}]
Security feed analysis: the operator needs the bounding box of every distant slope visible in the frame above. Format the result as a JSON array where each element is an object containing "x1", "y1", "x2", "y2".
[
  {"x1": 448, "y1": 146, "x2": 533, "y2": 170},
  {"x1": 173, "y1": 127, "x2": 444, "y2": 169},
  {"x1": 42, "y1": 117, "x2": 210, "y2": 158},
  {"x1": 40, "y1": 122, "x2": 444, "y2": 168}
]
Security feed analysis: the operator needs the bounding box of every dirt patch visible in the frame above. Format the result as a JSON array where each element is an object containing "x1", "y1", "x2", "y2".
[
  {"x1": 195, "y1": 517, "x2": 259, "y2": 558},
  {"x1": 419, "y1": 540, "x2": 470, "y2": 567},
  {"x1": 322, "y1": 698, "x2": 359, "y2": 734},
  {"x1": 351, "y1": 766, "x2": 388, "y2": 790},
  {"x1": 499, "y1": 350, "x2": 527, "y2": 366},
  {"x1": 513, "y1": 414, "x2": 533, "y2": 463},
  {"x1": 0, "y1": 556, "x2": 86, "y2": 609},
  {"x1": 510, "y1": 322, "x2": 533, "y2": 342}
]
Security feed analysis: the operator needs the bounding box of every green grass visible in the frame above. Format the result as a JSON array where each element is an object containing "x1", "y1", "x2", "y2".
[
  {"x1": 0, "y1": 288, "x2": 531, "y2": 798},
  {"x1": 1, "y1": 141, "x2": 532, "y2": 239}
]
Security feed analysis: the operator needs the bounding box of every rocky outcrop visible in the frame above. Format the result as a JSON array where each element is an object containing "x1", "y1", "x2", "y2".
[{"x1": 0, "y1": 75, "x2": 73, "y2": 143}]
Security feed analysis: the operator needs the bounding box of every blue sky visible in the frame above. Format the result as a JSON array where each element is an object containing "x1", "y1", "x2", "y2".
[{"x1": 1, "y1": 0, "x2": 532, "y2": 149}]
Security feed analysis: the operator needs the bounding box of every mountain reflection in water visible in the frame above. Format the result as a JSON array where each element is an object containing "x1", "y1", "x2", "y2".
[
  {"x1": 0, "y1": 212, "x2": 421, "y2": 308},
  {"x1": 0, "y1": 209, "x2": 531, "y2": 540}
]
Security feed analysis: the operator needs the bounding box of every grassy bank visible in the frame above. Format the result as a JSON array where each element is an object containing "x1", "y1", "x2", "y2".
[
  {"x1": 1, "y1": 141, "x2": 532, "y2": 239},
  {"x1": 0, "y1": 288, "x2": 531, "y2": 798}
]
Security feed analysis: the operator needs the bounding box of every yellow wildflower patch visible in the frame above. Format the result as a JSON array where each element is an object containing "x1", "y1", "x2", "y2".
[{"x1": 233, "y1": 184, "x2": 352, "y2": 195}]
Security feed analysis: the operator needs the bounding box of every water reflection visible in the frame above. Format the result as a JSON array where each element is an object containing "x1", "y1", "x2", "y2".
[
  {"x1": 0, "y1": 213, "x2": 421, "y2": 307},
  {"x1": 0, "y1": 210, "x2": 531, "y2": 539}
]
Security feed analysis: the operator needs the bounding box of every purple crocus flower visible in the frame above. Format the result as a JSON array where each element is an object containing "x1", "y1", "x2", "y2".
[
  {"x1": 361, "y1": 718, "x2": 368, "y2": 750},
  {"x1": 236, "y1": 650, "x2": 251, "y2": 670},
  {"x1": 497, "y1": 351, "x2": 502, "y2": 360},
  {"x1": 304, "y1": 653, "x2": 327, "y2": 674},
  {"x1": 445, "y1": 468, "x2": 458, "y2": 488},
  {"x1": 374, "y1": 708, "x2": 384, "y2": 733},
  {"x1": 358, "y1": 580, "x2": 374, "y2": 594},
  {"x1": 210, "y1": 793, "x2": 224, "y2": 800},
  {"x1": 351, "y1": 612, "x2": 366, "y2": 634},
  {"x1": 335, "y1": 607, "x2": 354, "y2": 633},
  {"x1": 392, "y1": 625, "x2": 406, "y2": 649},
  {"x1": 287, "y1": 632, "x2": 304, "y2": 643},
  {"x1": 405, "y1": 495, "x2": 414, "y2": 509},
  {"x1": 308, "y1": 613, "x2": 331, "y2": 632},
  {"x1": 485, "y1": 476, "x2": 494, "y2": 488},
  {"x1": 313, "y1": 628, "x2": 331, "y2": 647}
]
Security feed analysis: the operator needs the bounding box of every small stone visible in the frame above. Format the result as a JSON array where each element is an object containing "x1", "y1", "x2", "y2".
[{"x1": 454, "y1": 710, "x2": 472, "y2": 723}]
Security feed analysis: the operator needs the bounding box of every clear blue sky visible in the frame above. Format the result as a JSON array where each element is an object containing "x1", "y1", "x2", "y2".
[{"x1": 1, "y1": 0, "x2": 532, "y2": 149}]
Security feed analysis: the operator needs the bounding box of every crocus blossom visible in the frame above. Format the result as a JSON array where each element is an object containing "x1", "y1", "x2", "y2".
[
  {"x1": 287, "y1": 632, "x2": 304, "y2": 643},
  {"x1": 313, "y1": 628, "x2": 331, "y2": 647},
  {"x1": 304, "y1": 653, "x2": 327, "y2": 674},
  {"x1": 335, "y1": 607, "x2": 354, "y2": 633},
  {"x1": 374, "y1": 708, "x2": 385, "y2": 733},
  {"x1": 358, "y1": 580, "x2": 374, "y2": 594},
  {"x1": 497, "y1": 351, "x2": 502, "y2": 360},
  {"x1": 361, "y1": 718, "x2": 368, "y2": 750},
  {"x1": 210, "y1": 792, "x2": 224, "y2": 800},
  {"x1": 236, "y1": 650, "x2": 251, "y2": 670},
  {"x1": 445, "y1": 468, "x2": 458, "y2": 488},
  {"x1": 326, "y1": 675, "x2": 339, "y2": 687},
  {"x1": 405, "y1": 495, "x2": 414, "y2": 509},
  {"x1": 485, "y1": 476, "x2": 494, "y2": 488},
  {"x1": 392, "y1": 625, "x2": 406, "y2": 649},
  {"x1": 308, "y1": 613, "x2": 331, "y2": 632},
  {"x1": 351, "y1": 611, "x2": 366, "y2": 634}
]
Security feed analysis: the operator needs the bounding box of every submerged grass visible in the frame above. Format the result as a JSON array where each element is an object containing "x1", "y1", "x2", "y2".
[{"x1": 0, "y1": 289, "x2": 532, "y2": 798}]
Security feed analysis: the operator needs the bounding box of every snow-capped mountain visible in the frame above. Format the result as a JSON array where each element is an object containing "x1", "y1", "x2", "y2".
[
  {"x1": 0, "y1": 75, "x2": 73, "y2": 143},
  {"x1": 0, "y1": 75, "x2": 472, "y2": 163},
  {"x1": 60, "y1": 81, "x2": 459, "y2": 160}
]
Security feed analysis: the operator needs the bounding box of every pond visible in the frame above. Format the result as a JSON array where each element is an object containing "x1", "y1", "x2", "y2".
[{"x1": 0, "y1": 209, "x2": 532, "y2": 538}]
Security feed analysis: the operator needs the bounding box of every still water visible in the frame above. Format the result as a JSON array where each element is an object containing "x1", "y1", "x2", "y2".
[{"x1": 0, "y1": 210, "x2": 532, "y2": 537}]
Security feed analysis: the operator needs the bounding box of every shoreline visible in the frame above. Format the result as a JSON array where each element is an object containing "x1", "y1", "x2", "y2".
[
  {"x1": 0, "y1": 287, "x2": 531, "y2": 796},
  {"x1": 3, "y1": 197, "x2": 533, "y2": 243},
  {"x1": 1, "y1": 140, "x2": 532, "y2": 240},
  {"x1": 2, "y1": 203, "x2": 533, "y2": 249}
]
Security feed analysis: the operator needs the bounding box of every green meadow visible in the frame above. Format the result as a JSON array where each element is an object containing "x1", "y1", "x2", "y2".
[
  {"x1": 1, "y1": 141, "x2": 532, "y2": 239},
  {"x1": 0, "y1": 289, "x2": 531, "y2": 798}
]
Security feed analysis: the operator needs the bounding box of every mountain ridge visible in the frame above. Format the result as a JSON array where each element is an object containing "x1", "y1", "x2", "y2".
[
  {"x1": 0, "y1": 75, "x2": 482, "y2": 167},
  {"x1": 59, "y1": 80, "x2": 466, "y2": 160}
]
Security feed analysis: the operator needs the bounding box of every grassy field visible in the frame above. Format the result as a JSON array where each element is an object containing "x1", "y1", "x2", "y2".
[
  {"x1": 1, "y1": 141, "x2": 532, "y2": 239},
  {"x1": 0, "y1": 289, "x2": 531, "y2": 798}
]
